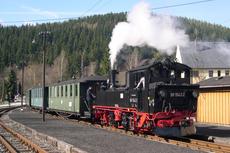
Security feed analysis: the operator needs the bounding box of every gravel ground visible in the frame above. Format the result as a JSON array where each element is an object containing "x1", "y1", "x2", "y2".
[{"x1": 9, "y1": 108, "x2": 203, "y2": 153}]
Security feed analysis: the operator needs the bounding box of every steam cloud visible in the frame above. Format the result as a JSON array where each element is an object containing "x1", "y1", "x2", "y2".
[{"x1": 109, "y1": 1, "x2": 189, "y2": 68}]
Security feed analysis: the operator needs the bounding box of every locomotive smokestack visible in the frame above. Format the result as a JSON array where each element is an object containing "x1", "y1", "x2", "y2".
[{"x1": 111, "y1": 69, "x2": 117, "y2": 88}]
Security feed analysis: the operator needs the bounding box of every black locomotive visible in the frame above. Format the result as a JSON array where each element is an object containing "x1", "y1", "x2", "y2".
[{"x1": 93, "y1": 58, "x2": 199, "y2": 136}]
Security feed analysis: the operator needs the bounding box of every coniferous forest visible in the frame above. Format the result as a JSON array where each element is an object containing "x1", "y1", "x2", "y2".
[
  {"x1": 1, "y1": 12, "x2": 230, "y2": 101},
  {"x1": 1, "y1": 13, "x2": 230, "y2": 76}
]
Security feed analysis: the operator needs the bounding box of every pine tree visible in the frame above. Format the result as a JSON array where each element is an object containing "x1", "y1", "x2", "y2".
[
  {"x1": 6, "y1": 70, "x2": 17, "y2": 102},
  {"x1": 98, "y1": 50, "x2": 110, "y2": 75}
]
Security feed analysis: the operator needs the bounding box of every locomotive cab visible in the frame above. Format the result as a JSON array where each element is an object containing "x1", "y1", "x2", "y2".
[{"x1": 127, "y1": 58, "x2": 199, "y2": 114}]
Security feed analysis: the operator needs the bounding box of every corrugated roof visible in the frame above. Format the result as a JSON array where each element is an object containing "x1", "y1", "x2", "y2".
[
  {"x1": 199, "y1": 76, "x2": 230, "y2": 88},
  {"x1": 180, "y1": 42, "x2": 230, "y2": 68}
]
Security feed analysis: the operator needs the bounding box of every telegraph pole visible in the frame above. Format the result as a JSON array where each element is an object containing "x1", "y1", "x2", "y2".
[
  {"x1": 21, "y1": 62, "x2": 24, "y2": 107},
  {"x1": 39, "y1": 31, "x2": 51, "y2": 122},
  {"x1": 81, "y1": 50, "x2": 85, "y2": 78},
  {"x1": 1, "y1": 79, "x2": 4, "y2": 103}
]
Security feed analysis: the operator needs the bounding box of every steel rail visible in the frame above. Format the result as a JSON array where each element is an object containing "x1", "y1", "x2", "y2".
[
  {"x1": 48, "y1": 112, "x2": 230, "y2": 153},
  {"x1": 0, "y1": 121, "x2": 48, "y2": 153},
  {"x1": 0, "y1": 134, "x2": 17, "y2": 153}
]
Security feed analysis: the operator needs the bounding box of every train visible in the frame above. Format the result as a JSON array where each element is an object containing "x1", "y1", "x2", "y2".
[{"x1": 26, "y1": 58, "x2": 199, "y2": 137}]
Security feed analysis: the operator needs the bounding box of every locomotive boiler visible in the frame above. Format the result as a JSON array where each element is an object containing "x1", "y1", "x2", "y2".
[{"x1": 94, "y1": 58, "x2": 199, "y2": 136}]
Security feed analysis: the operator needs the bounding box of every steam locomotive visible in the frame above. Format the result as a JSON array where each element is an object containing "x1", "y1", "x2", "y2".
[
  {"x1": 94, "y1": 58, "x2": 199, "y2": 136},
  {"x1": 27, "y1": 58, "x2": 199, "y2": 137}
]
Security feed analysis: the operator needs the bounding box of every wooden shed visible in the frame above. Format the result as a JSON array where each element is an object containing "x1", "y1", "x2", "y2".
[{"x1": 197, "y1": 76, "x2": 230, "y2": 125}]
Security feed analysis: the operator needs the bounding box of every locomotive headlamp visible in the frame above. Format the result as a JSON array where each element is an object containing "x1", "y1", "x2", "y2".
[
  {"x1": 159, "y1": 90, "x2": 166, "y2": 98},
  {"x1": 192, "y1": 91, "x2": 199, "y2": 98}
]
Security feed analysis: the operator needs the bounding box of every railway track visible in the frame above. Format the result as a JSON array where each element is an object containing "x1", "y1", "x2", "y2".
[
  {"x1": 0, "y1": 106, "x2": 62, "y2": 153},
  {"x1": 47, "y1": 110, "x2": 230, "y2": 153},
  {"x1": 98, "y1": 125, "x2": 230, "y2": 153},
  {"x1": 0, "y1": 121, "x2": 48, "y2": 153}
]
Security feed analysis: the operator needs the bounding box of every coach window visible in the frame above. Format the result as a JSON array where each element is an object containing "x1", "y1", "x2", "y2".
[
  {"x1": 61, "y1": 86, "x2": 63, "y2": 97},
  {"x1": 65, "y1": 85, "x2": 68, "y2": 97},
  {"x1": 55, "y1": 86, "x2": 57, "y2": 97},
  {"x1": 57, "y1": 86, "x2": 59, "y2": 97},
  {"x1": 70, "y1": 85, "x2": 72, "y2": 97},
  {"x1": 75, "y1": 84, "x2": 78, "y2": 96},
  {"x1": 51, "y1": 87, "x2": 53, "y2": 97},
  {"x1": 52, "y1": 87, "x2": 54, "y2": 97}
]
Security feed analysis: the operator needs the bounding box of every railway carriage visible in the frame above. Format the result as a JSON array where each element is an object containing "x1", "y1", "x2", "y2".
[
  {"x1": 28, "y1": 76, "x2": 106, "y2": 116},
  {"x1": 30, "y1": 87, "x2": 48, "y2": 109},
  {"x1": 25, "y1": 89, "x2": 31, "y2": 107},
  {"x1": 48, "y1": 80, "x2": 79, "y2": 113},
  {"x1": 48, "y1": 76, "x2": 106, "y2": 116}
]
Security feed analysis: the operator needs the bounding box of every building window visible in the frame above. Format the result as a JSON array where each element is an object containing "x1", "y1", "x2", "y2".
[
  {"x1": 192, "y1": 71, "x2": 199, "y2": 77},
  {"x1": 217, "y1": 70, "x2": 221, "y2": 77},
  {"x1": 226, "y1": 70, "x2": 229, "y2": 76},
  {"x1": 209, "y1": 70, "x2": 213, "y2": 77}
]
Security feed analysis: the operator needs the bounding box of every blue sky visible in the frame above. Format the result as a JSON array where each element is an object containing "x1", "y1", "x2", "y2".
[{"x1": 0, "y1": 0, "x2": 230, "y2": 27}]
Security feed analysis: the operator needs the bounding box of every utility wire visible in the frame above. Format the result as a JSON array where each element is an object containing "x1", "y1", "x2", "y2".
[
  {"x1": 2, "y1": 0, "x2": 215, "y2": 24},
  {"x1": 152, "y1": 0, "x2": 215, "y2": 10},
  {"x1": 2, "y1": 0, "x2": 103, "y2": 24}
]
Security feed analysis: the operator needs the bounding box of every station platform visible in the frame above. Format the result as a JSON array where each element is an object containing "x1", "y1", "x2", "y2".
[
  {"x1": 7, "y1": 107, "x2": 201, "y2": 153},
  {"x1": 195, "y1": 123, "x2": 230, "y2": 145}
]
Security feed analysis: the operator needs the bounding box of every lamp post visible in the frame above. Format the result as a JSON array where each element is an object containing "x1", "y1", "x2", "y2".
[{"x1": 39, "y1": 31, "x2": 51, "y2": 122}]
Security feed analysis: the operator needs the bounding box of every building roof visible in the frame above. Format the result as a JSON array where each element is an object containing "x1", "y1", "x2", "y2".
[
  {"x1": 178, "y1": 42, "x2": 230, "y2": 69},
  {"x1": 199, "y1": 76, "x2": 230, "y2": 88}
]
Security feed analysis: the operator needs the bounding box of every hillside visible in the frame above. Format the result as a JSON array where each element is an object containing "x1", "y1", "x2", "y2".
[{"x1": 1, "y1": 12, "x2": 230, "y2": 97}]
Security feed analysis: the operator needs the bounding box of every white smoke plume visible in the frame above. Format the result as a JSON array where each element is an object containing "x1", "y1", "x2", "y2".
[{"x1": 109, "y1": 1, "x2": 189, "y2": 68}]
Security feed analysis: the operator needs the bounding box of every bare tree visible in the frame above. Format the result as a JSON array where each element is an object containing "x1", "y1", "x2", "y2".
[{"x1": 126, "y1": 48, "x2": 140, "y2": 70}]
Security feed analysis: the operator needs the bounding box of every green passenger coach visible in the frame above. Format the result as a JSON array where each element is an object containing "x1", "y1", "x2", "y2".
[
  {"x1": 30, "y1": 87, "x2": 48, "y2": 108},
  {"x1": 48, "y1": 80, "x2": 79, "y2": 113},
  {"x1": 47, "y1": 76, "x2": 106, "y2": 116}
]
